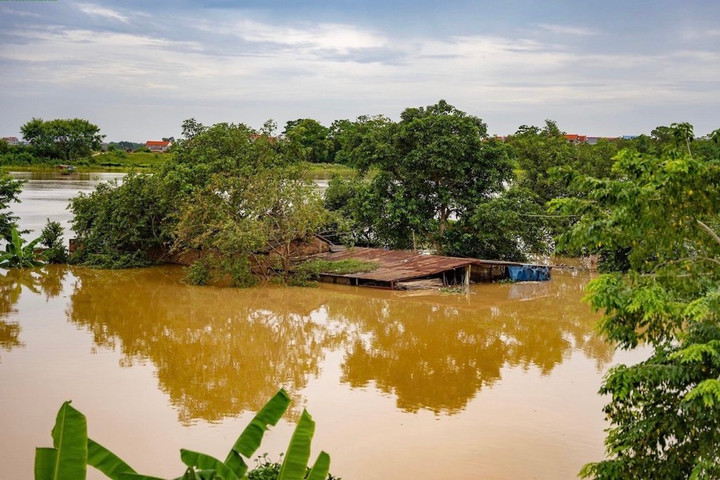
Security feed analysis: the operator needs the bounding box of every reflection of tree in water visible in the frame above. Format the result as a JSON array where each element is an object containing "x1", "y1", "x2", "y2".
[
  {"x1": 328, "y1": 297, "x2": 507, "y2": 414},
  {"x1": 0, "y1": 266, "x2": 69, "y2": 361},
  {"x1": 323, "y1": 272, "x2": 614, "y2": 415},
  {"x1": 498, "y1": 273, "x2": 614, "y2": 373},
  {"x1": 67, "y1": 267, "x2": 344, "y2": 424},
  {"x1": 65, "y1": 266, "x2": 614, "y2": 421}
]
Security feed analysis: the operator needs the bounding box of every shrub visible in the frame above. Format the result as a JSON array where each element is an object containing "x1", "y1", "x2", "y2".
[{"x1": 39, "y1": 219, "x2": 68, "y2": 264}]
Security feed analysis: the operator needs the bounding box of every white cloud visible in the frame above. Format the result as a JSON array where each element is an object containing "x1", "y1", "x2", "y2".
[
  {"x1": 0, "y1": 7, "x2": 42, "y2": 18},
  {"x1": 76, "y1": 3, "x2": 129, "y2": 23},
  {"x1": 201, "y1": 19, "x2": 387, "y2": 54},
  {"x1": 683, "y1": 28, "x2": 720, "y2": 39},
  {"x1": 1, "y1": 11, "x2": 719, "y2": 139},
  {"x1": 538, "y1": 23, "x2": 600, "y2": 36}
]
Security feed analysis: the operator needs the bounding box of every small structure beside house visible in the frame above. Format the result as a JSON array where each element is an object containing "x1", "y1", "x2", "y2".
[{"x1": 145, "y1": 140, "x2": 172, "y2": 152}]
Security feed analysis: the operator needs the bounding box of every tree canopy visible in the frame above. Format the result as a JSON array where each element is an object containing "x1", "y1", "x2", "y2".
[
  {"x1": 282, "y1": 118, "x2": 333, "y2": 164},
  {"x1": 70, "y1": 120, "x2": 332, "y2": 284},
  {"x1": 551, "y1": 145, "x2": 720, "y2": 478},
  {"x1": 324, "y1": 100, "x2": 547, "y2": 260},
  {"x1": 20, "y1": 118, "x2": 104, "y2": 162}
]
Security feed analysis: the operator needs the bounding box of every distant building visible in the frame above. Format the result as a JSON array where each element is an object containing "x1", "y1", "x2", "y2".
[
  {"x1": 586, "y1": 136, "x2": 620, "y2": 145},
  {"x1": 564, "y1": 134, "x2": 587, "y2": 144},
  {"x1": 145, "y1": 140, "x2": 172, "y2": 152},
  {"x1": 1, "y1": 136, "x2": 20, "y2": 146}
]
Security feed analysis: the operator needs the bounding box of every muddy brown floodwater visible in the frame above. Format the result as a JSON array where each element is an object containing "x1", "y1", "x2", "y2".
[{"x1": 0, "y1": 172, "x2": 648, "y2": 479}]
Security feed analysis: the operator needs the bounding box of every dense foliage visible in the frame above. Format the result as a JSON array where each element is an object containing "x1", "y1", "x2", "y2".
[
  {"x1": 69, "y1": 120, "x2": 333, "y2": 283},
  {"x1": 323, "y1": 100, "x2": 550, "y2": 260},
  {"x1": 20, "y1": 118, "x2": 104, "y2": 162},
  {"x1": 38, "y1": 220, "x2": 69, "y2": 264},
  {"x1": 0, "y1": 228, "x2": 44, "y2": 268},
  {"x1": 0, "y1": 174, "x2": 25, "y2": 241},
  {"x1": 70, "y1": 173, "x2": 173, "y2": 268},
  {"x1": 550, "y1": 142, "x2": 720, "y2": 478}
]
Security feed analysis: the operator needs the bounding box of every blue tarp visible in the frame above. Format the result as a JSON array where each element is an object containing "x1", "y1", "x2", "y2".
[{"x1": 507, "y1": 265, "x2": 551, "y2": 282}]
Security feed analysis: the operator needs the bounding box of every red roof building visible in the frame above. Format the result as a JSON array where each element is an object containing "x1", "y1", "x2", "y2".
[{"x1": 145, "y1": 140, "x2": 172, "y2": 152}]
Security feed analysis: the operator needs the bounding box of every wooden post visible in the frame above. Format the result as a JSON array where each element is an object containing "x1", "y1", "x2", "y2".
[{"x1": 464, "y1": 265, "x2": 471, "y2": 293}]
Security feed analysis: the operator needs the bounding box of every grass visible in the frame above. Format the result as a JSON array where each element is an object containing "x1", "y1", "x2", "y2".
[
  {"x1": 1, "y1": 151, "x2": 172, "y2": 173},
  {"x1": 302, "y1": 162, "x2": 355, "y2": 178},
  {"x1": 289, "y1": 258, "x2": 380, "y2": 286},
  {"x1": 296, "y1": 258, "x2": 380, "y2": 276},
  {"x1": 3, "y1": 155, "x2": 356, "y2": 178},
  {"x1": 90, "y1": 151, "x2": 171, "y2": 169}
]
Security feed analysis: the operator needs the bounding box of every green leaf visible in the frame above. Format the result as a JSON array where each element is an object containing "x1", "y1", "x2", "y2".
[
  {"x1": 684, "y1": 379, "x2": 720, "y2": 408},
  {"x1": 277, "y1": 410, "x2": 316, "y2": 480},
  {"x1": 88, "y1": 438, "x2": 137, "y2": 479},
  {"x1": 224, "y1": 389, "x2": 290, "y2": 476},
  {"x1": 11, "y1": 227, "x2": 22, "y2": 251},
  {"x1": 181, "y1": 450, "x2": 239, "y2": 480},
  {"x1": 306, "y1": 451, "x2": 330, "y2": 480},
  {"x1": 35, "y1": 448, "x2": 58, "y2": 480},
  {"x1": 35, "y1": 401, "x2": 88, "y2": 480}
]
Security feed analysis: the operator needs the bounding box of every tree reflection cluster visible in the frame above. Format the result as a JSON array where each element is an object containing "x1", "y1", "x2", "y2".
[{"x1": 4, "y1": 266, "x2": 614, "y2": 422}]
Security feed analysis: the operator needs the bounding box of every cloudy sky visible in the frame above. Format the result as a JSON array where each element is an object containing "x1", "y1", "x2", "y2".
[{"x1": 1, "y1": 0, "x2": 719, "y2": 141}]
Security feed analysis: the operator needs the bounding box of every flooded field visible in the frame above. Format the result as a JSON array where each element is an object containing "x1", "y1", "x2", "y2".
[{"x1": 0, "y1": 172, "x2": 645, "y2": 479}]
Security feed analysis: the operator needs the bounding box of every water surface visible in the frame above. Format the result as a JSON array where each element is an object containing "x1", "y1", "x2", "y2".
[{"x1": 0, "y1": 173, "x2": 646, "y2": 479}]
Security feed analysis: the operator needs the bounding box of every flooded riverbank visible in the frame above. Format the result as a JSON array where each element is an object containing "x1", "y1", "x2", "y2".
[
  {"x1": 0, "y1": 171, "x2": 647, "y2": 479},
  {"x1": 0, "y1": 263, "x2": 647, "y2": 479}
]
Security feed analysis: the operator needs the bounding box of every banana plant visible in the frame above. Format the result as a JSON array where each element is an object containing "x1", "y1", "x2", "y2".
[
  {"x1": 1, "y1": 227, "x2": 44, "y2": 268},
  {"x1": 35, "y1": 390, "x2": 332, "y2": 480}
]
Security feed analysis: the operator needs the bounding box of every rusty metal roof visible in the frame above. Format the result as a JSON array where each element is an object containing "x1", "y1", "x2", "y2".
[{"x1": 313, "y1": 247, "x2": 484, "y2": 284}]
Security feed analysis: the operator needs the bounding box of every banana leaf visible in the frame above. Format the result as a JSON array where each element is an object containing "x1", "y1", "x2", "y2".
[
  {"x1": 277, "y1": 410, "x2": 315, "y2": 480},
  {"x1": 181, "y1": 450, "x2": 239, "y2": 480},
  {"x1": 88, "y1": 438, "x2": 137, "y2": 479},
  {"x1": 306, "y1": 452, "x2": 330, "y2": 480},
  {"x1": 224, "y1": 389, "x2": 291, "y2": 477},
  {"x1": 34, "y1": 401, "x2": 88, "y2": 480}
]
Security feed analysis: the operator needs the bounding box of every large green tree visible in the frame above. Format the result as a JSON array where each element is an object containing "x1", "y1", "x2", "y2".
[
  {"x1": 282, "y1": 118, "x2": 333, "y2": 163},
  {"x1": 70, "y1": 120, "x2": 331, "y2": 283},
  {"x1": 506, "y1": 120, "x2": 619, "y2": 206},
  {"x1": 174, "y1": 168, "x2": 330, "y2": 285},
  {"x1": 328, "y1": 100, "x2": 520, "y2": 255},
  {"x1": 20, "y1": 118, "x2": 104, "y2": 162},
  {"x1": 550, "y1": 143, "x2": 720, "y2": 478}
]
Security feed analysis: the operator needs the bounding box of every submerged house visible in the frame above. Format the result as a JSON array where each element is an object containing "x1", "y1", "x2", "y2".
[{"x1": 304, "y1": 246, "x2": 551, "y2": 290}]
